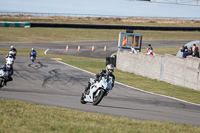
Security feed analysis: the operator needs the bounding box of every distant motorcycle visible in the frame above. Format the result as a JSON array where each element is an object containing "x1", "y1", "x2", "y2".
[
  {"x1": 30, "y1": 56, "x2": 35, "y2": 62},
  {"x1": 9, "y1": 50, "x2": 16, "y2": 60},
  {"x1": 0, "y1": 69, "x2": 8, "y2": 89},
  {"x1": 80, "y1": 76, "x2": 113, "y2": 105},
  {"x1": 6, "y1": 56, "x2": 14, "y2": 65},
  {"x1": 30, "y1": 51, "x2": 36, "y2": 62}
]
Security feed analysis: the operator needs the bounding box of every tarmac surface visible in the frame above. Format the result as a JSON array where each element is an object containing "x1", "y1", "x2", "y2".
[
  {"x1": 0, "y1": 40, "x2": 190, "y2": 58},
  {"x1": 0, "y1": 40, "x2": 200, "y2": 126}
]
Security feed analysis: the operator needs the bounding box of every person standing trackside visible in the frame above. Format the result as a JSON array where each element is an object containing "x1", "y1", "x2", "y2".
[
  {"x1": 180, "y1": 45, "x2": 189, "y2": 58},
  {"x1": 147, "y1": 44, "x2": 153, "y2": 51},
  {"x1": 146, "y1": 44, "x2": 155, "y2": 56},
  {"x1": 191, "y1": 44, "x2": 199, "y2": 58},
  {"x1": 122, "y1": 36, "x2": 127, "y2": 46}
]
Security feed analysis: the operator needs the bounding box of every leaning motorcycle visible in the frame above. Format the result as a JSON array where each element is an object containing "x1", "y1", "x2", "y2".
[
  {"x1": 0, "y1": 69, "x2": 8, "y2": 89},
  {"x1": 9, "y1": 50, "x2": 16, "y2": 60},
  {"x1": 80, "y1": 76, "x2": 113, "y2": 105},
  {"x1": 6, "y1": 56, "x2": 14, "y2": 65}
]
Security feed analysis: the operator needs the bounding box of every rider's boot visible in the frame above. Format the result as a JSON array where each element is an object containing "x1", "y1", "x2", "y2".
[
  {"x1": 0, "y1": 81, "x2": 4, "y2": 87},
  {"x1": 4, "y1": 81, "x2": 7, "y2": 86},
  {"x1": 84, "y1": 82, "x2": 91, "y2": 95}
]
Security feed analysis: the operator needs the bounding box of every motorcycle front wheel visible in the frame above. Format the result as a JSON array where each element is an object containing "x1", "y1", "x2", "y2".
[{"x1": 93, "y1": 89, "x2": 105, "y2": 106}]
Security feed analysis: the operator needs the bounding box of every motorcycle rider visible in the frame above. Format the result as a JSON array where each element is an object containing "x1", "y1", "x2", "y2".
[
  {"x1": 1, "y1": 60, "x2": 14, "y2": 85},
  {"x1": 5, "y1": 53, "x2": 14, "y2": 65},
  {"x1": 10, "y1": 45, "x2": 17, "y2": 51},
  {"x1": 6, "y1": 51, "x2": 15, "y2": 59},
  {"x1": 30, "y1": 48, "x2": 37, "y2": 59},
  {"x1": 10, "y1": 46, "x2": 17, "y2": 59},
  {"x1": 84, "y1": 64, "x2": 115, "y2": 94}
]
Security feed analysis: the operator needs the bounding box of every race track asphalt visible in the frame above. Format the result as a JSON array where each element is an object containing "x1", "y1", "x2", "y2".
[
  {"x1": 0, "y1": 54, "x2": 200, "y2": 126},
  {"x1": 0, "y1": 40, "x2": 190, "y2": 59}
]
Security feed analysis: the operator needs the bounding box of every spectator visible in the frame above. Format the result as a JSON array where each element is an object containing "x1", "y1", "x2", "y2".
[
  {"x1": 188, "y1": 47, "x2": 193, "y2": 56},
  {"x1": 191, "y1": 44, "x2": 199, "y2": 57},
  {"x1": 180, "y1": 45, "x2": 189, "y2": 58},
  {"x1": 147, "y1": 44, "x2": 153, "y2": 51},
  {"x1": 146, "y1": 44, "x2": 155, "y2": 56},
  {"x1": 122, "y1": 36, "x2": 127, "y2": 46}
]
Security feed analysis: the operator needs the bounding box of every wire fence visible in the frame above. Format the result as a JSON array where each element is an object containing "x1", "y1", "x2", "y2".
[{"x1": 0, "y1": 11, "x2": 200, "y2": 20}]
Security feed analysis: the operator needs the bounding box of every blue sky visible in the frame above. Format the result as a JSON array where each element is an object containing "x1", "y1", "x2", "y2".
[{"x1": 0, "y1": 0, "x2": 200, "y2": 18}]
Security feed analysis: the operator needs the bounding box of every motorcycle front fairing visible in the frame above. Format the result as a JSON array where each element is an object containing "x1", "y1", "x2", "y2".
[{"x1": 84, "y1": 77, "x2": 107, "y2": 102}]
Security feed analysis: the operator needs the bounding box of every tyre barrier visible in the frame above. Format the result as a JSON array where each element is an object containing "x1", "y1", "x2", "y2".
[
  {"x1": 30, "y1": 23, "x2": 200, "y2": 31},
  {"x1": 0, "y1": 22, "x2": 31, "y2": 28}
]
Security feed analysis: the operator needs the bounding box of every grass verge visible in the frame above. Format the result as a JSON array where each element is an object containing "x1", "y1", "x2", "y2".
[
  {"x1": 1, "y1": 27, "x2": 200, "y2": 43},
  {"x1": 1, "y1": 99, "x2": 200, "y2": 133}
]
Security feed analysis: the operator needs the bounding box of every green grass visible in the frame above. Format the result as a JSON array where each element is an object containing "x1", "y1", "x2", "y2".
[
  {"x1": 1, "y1": 99, "x2": 200, "y2": 133},
  {"x1": 1, "y1": 27, "x2": 200, "y2": 43}
]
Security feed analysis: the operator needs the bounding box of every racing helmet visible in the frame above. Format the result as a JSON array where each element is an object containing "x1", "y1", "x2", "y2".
[
  {"x1": 31, "y1": 48, "x2": 34, "y2": 50},
  {"x1": 11, "y1": 45, "x2": 14, "y2": 49},
  {"x1": 106, "y1": 64, "x2": 114, "y2": 75},
  {"x1": 6, "y1": 60, "x2": 12, "y2": 69}
]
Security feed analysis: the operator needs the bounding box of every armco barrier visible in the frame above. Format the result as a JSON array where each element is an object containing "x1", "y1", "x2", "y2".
[
  {"x1": 0, "y1": 22, "x2": 31, "y2": 28},
  {"x1": 116, "y1": 51, "x2": 200, "y2": 91}
]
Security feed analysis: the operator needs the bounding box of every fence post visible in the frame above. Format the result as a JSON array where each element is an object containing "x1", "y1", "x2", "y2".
[{"x1": 159, "y1": 56, "x2": 165, "y2": 81}]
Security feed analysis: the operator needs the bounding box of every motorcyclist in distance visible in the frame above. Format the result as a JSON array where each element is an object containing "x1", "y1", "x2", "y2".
[
  {"x1": 30, "y1": 48, "x2": 37, "y2": 59},
  {"x1": 6, "y1": 51, "x2": 15, "y2": 59},
  {"x1": 84, "y1": 64, "x2": 115, "y2": 94},
  {"x1": 10, "y1": 45, "x2": 17, "y2": 52},
  {"x1": 10, "y1": 46, "x2": 17, "y2": 59},
  {"x1": 5, "y1": 52, "x2": 15, "y2": 65},
  {"x1": 1, "y1": 60, "x2": 14, "y2": 85}
]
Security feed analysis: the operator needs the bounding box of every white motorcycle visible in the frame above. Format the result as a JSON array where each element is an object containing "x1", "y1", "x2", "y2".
[
  {"x1": 80, "y1": 76, "x2": 113, "y2": 105},
  {"x1": 9, "y1": 50, "x2": 16, "y2": 60},
  {"x1": 0, "y1": 69, "x2": 8, "y2": 89},
  {"x1": 6, "y1": 56, "x2": 14, "y2": 65}
]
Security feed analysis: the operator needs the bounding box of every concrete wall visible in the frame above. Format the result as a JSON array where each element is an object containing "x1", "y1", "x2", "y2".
[{"x1": 116, "y1": 51, "x2": 200, "y2": 91}]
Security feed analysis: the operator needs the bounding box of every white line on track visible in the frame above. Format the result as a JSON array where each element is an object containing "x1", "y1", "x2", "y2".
[
  {"x1": 44, "y1": 48, "x2": 49, "y2": 55},
  {"x1": 53, "y1": 56, "x2": 200, "y2": 107}
]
